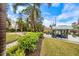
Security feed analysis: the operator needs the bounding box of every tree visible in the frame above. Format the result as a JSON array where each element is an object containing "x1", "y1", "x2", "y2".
[
  {"x1": 21, "y1": 3, "x2": 51, "y2": 32},
  {"x1": 21, "y1": 4, "x2": 41, "y2": 32},
  {"x1": 16, "y1": 18, "x2": 24, "y2": 32},
  {"x1": 36, "y1": 22, "x2": 44, "y2": 32},
  {"x1": 13, "y1": 3, "x2": 51, "y2": 32},
  {"x1": 6, "y1": 18, "x2": 11, "y2": 31},
  {"x1": 13, "y1": 3, "x2": 41, "y2": 32},
  {"x1": 0, "y1": 4, "x2": 6, "y2": 56}
]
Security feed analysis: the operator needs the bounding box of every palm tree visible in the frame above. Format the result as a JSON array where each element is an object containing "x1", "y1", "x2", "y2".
[
  {"x1": 36, "y1": 22, "x2": 44, "y2": 32},
  {"x1": 16, "y1": 18, "x2": 24, "y2": 32},
  {"x1": 13, "y1": 3, "x2": 41, "y2": 32},
  {"x1": 21, "y1": 3, "x2": 41, "y2": 32},
  {"x1": 0, "y1": 4, "x2": 6, "y2": 56},
  {"x1": 13, "y1": 3, "x2": 51, "y2": 32}
]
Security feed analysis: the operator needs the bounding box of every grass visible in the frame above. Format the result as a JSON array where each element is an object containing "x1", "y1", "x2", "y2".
[
  {"x1": 40, "y1": 38, "x2": 79, "y2": 56},
  {"x1": 6, "y1": 33, "x2": 20, "y2": 43}
]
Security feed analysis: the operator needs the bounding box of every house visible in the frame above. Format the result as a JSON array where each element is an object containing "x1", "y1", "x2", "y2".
[
  {"x1": 52, "y1": 25, "x2": 73, "y2": 38},
  {"x1": 72, "y1": 19, "x2": 79, "y2": 35}
]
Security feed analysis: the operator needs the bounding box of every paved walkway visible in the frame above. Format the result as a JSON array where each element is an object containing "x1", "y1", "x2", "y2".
[
  {"x1": 7, "y1": 32, "x2": 25, "y2": 36},
  {"x1": 6, "y1": 41, "x2": 18, "y2": 48}
]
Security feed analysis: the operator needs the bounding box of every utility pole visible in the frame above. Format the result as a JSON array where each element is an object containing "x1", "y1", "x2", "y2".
[{"x1": 54, "y1": 16, "x2": 56, "y2": 26}]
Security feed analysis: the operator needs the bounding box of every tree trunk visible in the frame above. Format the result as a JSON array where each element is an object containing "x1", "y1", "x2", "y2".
[
  {"x1": 0, "y1": 4, "x2": 6, "y2": 56},
  {"x1": 21, "y1": 26, "x2": 23, "y2": 32},
  {"x1": 33, "y1": 4, "x2": 37, "y2": 32}
]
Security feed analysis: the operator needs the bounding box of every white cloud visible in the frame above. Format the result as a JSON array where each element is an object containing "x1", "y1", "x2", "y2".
[
  {"x1": 43, "y1": 4, "x2": 79, "y2": 27},
  {"x1": 43, "y1": 19, "x2": 52, "y2": 27},
  {"x1": 56, "y1": 3, "x2": 79, "y2": 25},
  {"x1": 43, "y1": 16, "x2": 57, "y2": 27},
  {"x1": 56, "y1": 20, "x2": 76, "y2": 26},
  {"x1": 52, "y1": 3, "x2": 60, "y2": 7}
]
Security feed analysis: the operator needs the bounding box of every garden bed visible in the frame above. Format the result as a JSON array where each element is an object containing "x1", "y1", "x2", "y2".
[
  {"x1": 27, "y1": 36, "x2": 44, "y2": 56},
  {"x1": 6, "y1": 32, "x2": 43, "y2": 56}
]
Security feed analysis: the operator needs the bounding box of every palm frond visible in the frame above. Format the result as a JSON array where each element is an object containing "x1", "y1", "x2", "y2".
[
  {"x1": 13, "y1": 3, "x2": 30, "y2": 13},
  {"x1": 21, "y1": 5, "x2": 33, "y2": 15}
]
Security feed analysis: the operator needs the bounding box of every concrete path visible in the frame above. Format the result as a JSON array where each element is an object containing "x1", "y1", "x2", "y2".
[
  {"x1": 7, "y1": 32, "x2": 25, "y2": 36},
  {"x1": 6, "y1": 41, "x2": 18, "y2": 48}
]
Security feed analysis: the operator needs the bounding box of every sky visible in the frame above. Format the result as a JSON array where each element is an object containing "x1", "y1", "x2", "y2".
[{"x1": 7, "y1": 3, "x2": 79, "y2": 27}]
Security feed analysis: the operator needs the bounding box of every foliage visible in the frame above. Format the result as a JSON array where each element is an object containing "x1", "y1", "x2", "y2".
[
  {"x1": 6, "y1": 32, "x2": 43, "y2": 56},
  {"x1": 6, "y1": 45, "x2": 25, "y2": 56},
  {"x1": 43, "y1": 29, "x2": 51, "y2": 34},
  {"x1": 17, "y1": 32, "x2": 43, "y2": 52},
  {"x1": 16, "y1": 17, "x2": 25, "y2": 32},
  {"x1": 9, "y1": 28, "x2": 16, "y2": 32},
  {"x1": 36, "y1": 23, "x2": 44, "y2": 32},
  {"x1": 15, "y1": 48, "x2": 25, "y2": 56},
  {"x1": 6, "y1": 45, "x2": 18, "y2": 56},
  {"x1": 13, "y1": 3, "x2": 42, "y2": 32}
]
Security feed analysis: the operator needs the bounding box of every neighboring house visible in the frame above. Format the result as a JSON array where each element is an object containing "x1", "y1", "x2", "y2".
[
  {"x1": 51, "y1": 25, "x2": 74, "y2": 38},
  {"x1": 72, "y1": 19, "x2": 79, "y2": 27},
  {"x1": 72, "y1": 19, "x2": 79, "y2": 35},
  {"x1": 52, "y1": 25, "x2": 73, "y2": 34}
]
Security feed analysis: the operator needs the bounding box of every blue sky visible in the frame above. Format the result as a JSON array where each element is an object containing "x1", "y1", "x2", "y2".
[{"x1": 7, "y1": 3, "x2": 79, "y2": 27}]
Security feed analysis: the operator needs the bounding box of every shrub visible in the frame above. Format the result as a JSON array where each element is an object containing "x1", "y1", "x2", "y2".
[
  {"x1": 6, "y1": 45, "x2": 25, "y2": 56},
  {"x1": 36, "y1": 32, "x2": 43, "y2": 38},
  {"x1": 6, "y1": 32, "x2": 43, "y2": 56},
  {"x1": 9, "y1": 28, "x2": 16, "y2": 32},
  {"x1": 17, "y1": 32, "x2": 43, "y2": 52},
  {"x1": 15, "y1": 48, "x2": 25, "y2": 56},
  {"x1": 6, "y1": 45, "x2": 18, "y2": 56}
]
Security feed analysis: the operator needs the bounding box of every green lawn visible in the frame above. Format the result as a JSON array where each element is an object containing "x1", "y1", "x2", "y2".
[
  {"x1": 6, "y1": 33, "x2": 20, "y2": 43},
  {"x1": 40, "y1": 38, "x2": 79, "y2": 56}
]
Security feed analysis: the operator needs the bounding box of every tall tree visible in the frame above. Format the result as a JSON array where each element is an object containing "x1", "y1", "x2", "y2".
[
  {"x1": 16, "y1": 18, "x2": 24, "y2": 32},
  {"x1": 0, "y1": 4, "x2": 6, "y2": 56},
  {"x1": 21, "y1": 3, "x2": 41, "y2": 32},
  {"x1": 13, "y1": 3, "x2": 51, "y2": 32},
  {"x1": 13, "y1": 3, "x2": 41, "y2": 32}
]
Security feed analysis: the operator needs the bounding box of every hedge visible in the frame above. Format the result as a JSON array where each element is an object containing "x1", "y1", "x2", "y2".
[{"x1": 6, "y1": 32, "x2": 43, "y2": 56}]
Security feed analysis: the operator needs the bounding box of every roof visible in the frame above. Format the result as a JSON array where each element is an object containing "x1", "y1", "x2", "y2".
[{"x1": 53, "y1": 25, "x2": 73, "y2": 30}]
